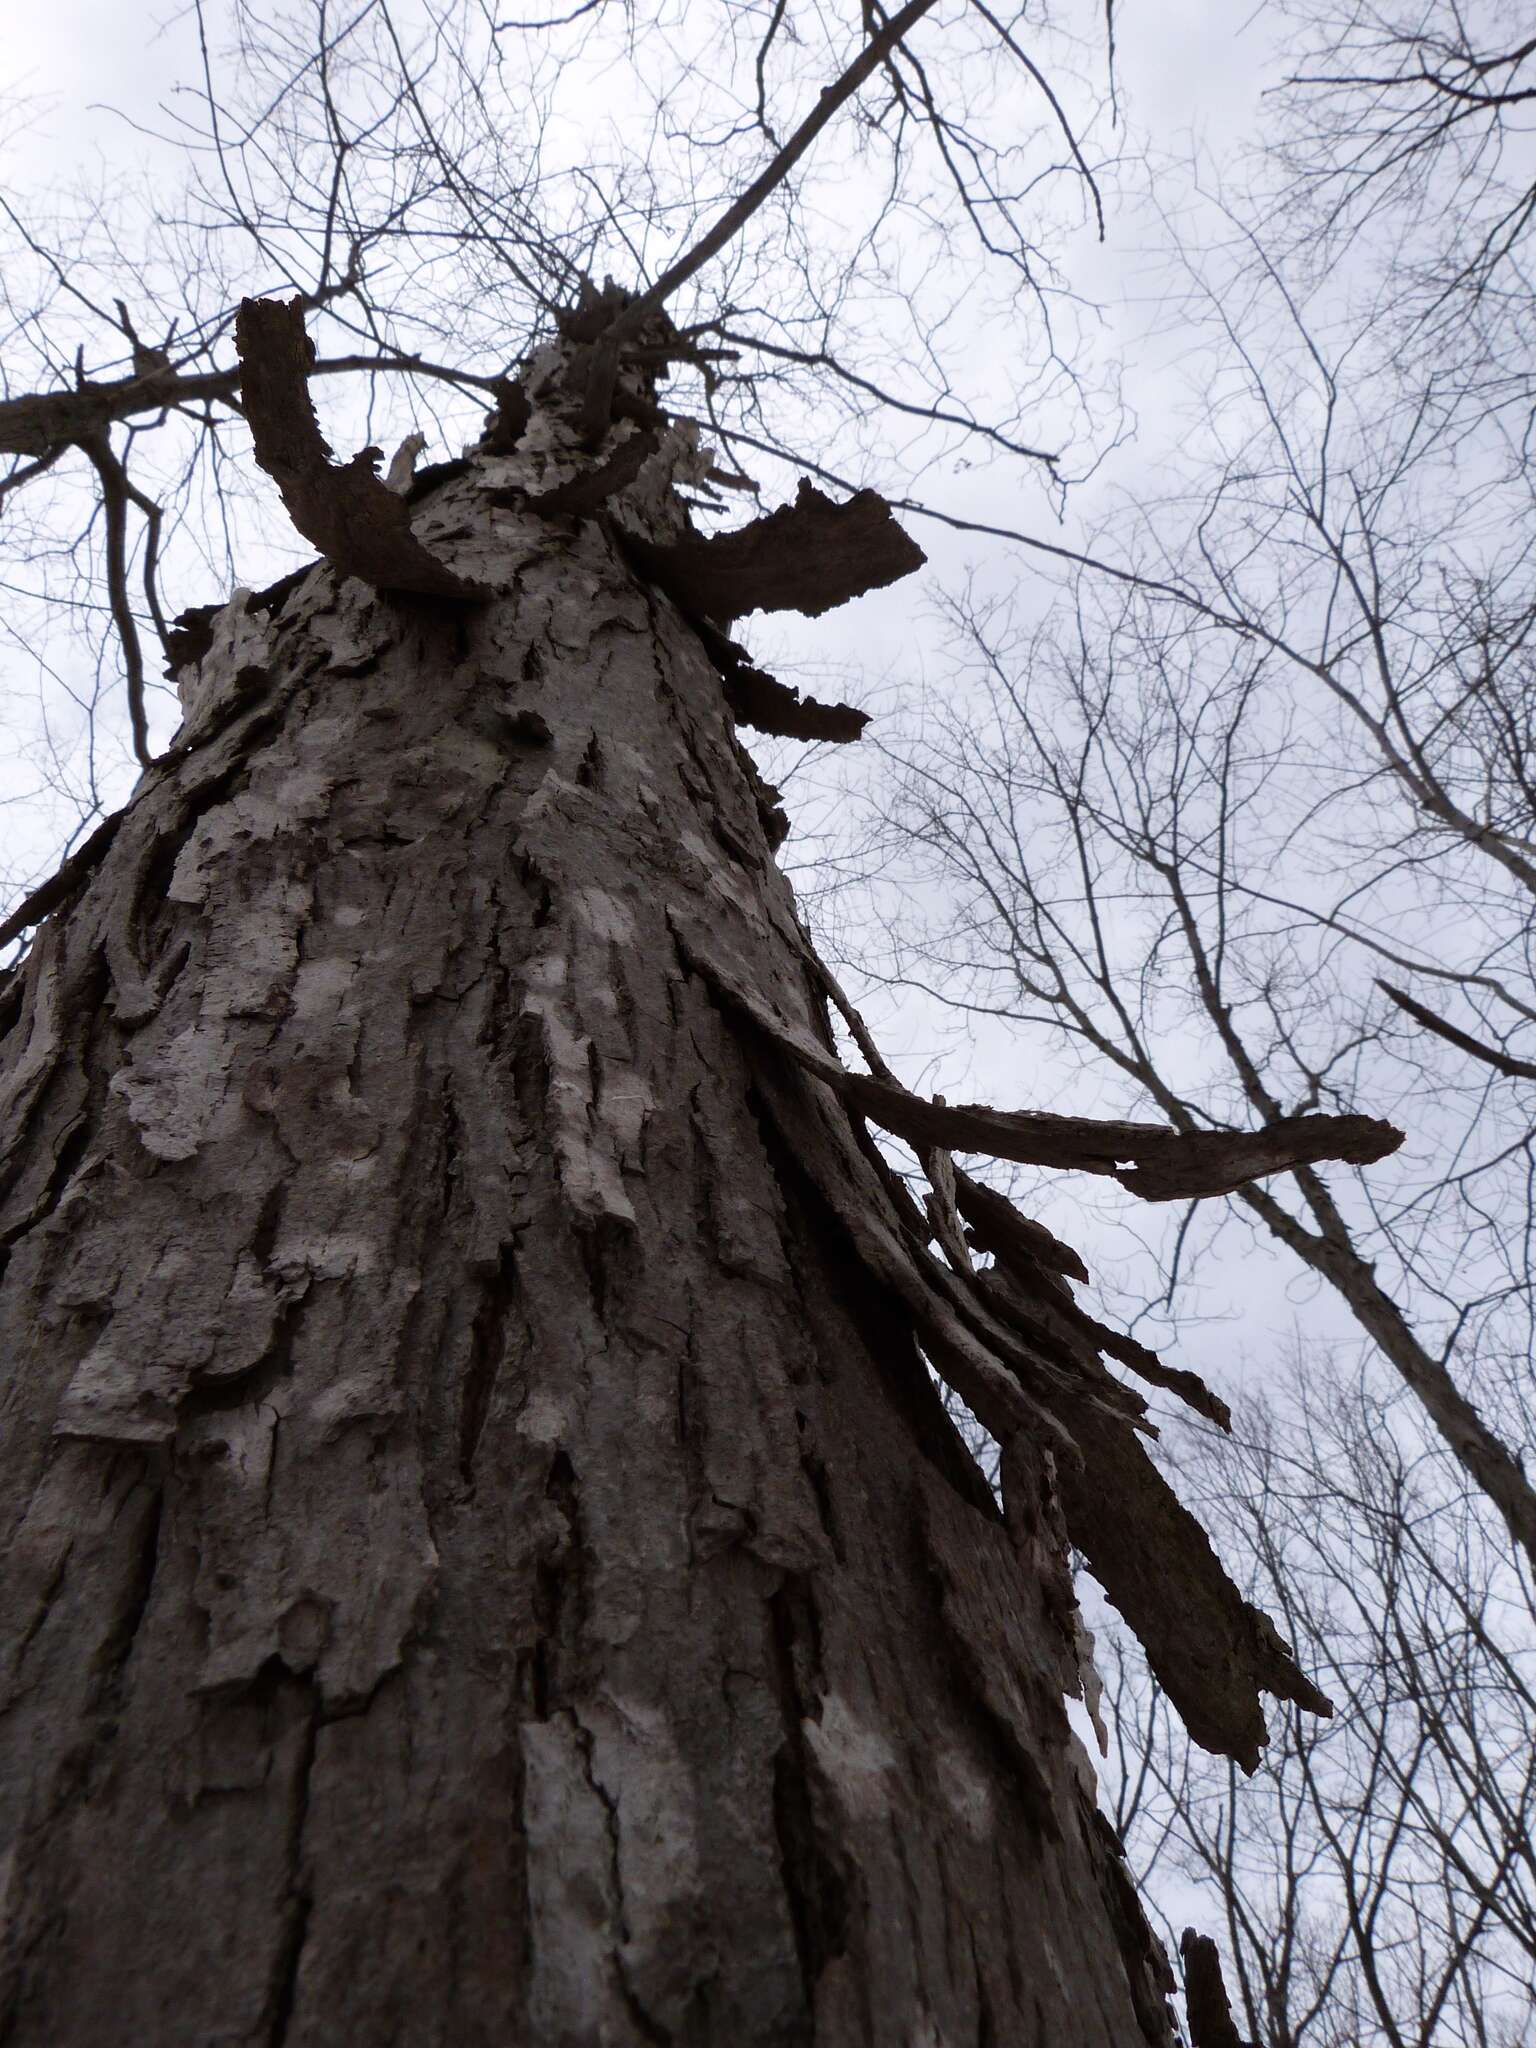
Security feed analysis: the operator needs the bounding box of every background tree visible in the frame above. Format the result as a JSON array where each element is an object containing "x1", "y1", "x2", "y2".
[
  {"x1": 876, "y1": 545, "x2": 1536, "y2": 1559},
  {"x1": 847, "y1": 1, "x2": 1536, "y2": 2037},
  {"x1": 0, "y1": 3, "x2": 1391, "y2": 2041},
  {"x1": 1099, "y1": 1367, "x2": 1536, "y2": 2048},
  {"x1": 1268, "y1": 0, "x2": 1536, "y2": 431}
]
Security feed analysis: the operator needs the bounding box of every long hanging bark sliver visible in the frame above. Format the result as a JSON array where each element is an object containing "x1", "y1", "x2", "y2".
[
  {"x1": 1179, "y1": 1930, "x2": 1253, "y2": 2048},
  {"x1": 1046, "y1": 1403, "x2": 1333, "y2": 1769},
  {"x1": 672, "y1": 915, "x2": 1403, "y2": 1194}
]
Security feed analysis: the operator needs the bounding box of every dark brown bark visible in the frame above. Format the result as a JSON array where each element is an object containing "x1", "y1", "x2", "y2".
[
  {"x1": 1179, "y1": 1931, "x2": 1252, "y2": 2048},
  {"x1": 0, "y1": 349, "x2": 1195, "y2": 2044},
  {"x1": 0, "y1": 305, "x2": 1367, "y2": 2042}
]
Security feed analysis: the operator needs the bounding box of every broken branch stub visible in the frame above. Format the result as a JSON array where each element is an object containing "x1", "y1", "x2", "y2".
[
  {"x1": 628, "y1": 478, "x2": 925, "y2": 623},
  {"x1": 235, "y1": 297, "x2": 491, "y2": 602}
]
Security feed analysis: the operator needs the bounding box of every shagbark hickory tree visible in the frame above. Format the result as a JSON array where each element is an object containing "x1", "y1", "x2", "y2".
[{"x1": 0, "y1": 8, "x2": 1399, "y2": 2043}]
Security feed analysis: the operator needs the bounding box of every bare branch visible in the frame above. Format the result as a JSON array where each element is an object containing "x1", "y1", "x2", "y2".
[
  {"x1": 1378, "y1": 980, "x2": 1536, "y2": 1083},
  {"x1": 621, "y1": 0, "x2": 943, "y2": 329}
]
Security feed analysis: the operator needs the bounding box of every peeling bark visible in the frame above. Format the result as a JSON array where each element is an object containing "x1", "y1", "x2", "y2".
[
  {"x1": 1046, "y1": 1396, "x2": 1331, "y2": 1768},
  {"x1": 500, "y1": 427, "x2": 661, "y2": 519},
  {"x1": 0, "y1": 813, "x2": 124, "y2": 951},
  {"x1": 953, "y1": 1166, "x2": 1090, "y2": 1283},
  {"x1": 0, "y1": 307, "x2": 1349, "y2": 2044},
  {"x1": 674, "y1": 911, "x2": 1401, "y2": 1195},
  {"x1": 693, "y1": 616, "x2": 870, "y2": 743},
  {"x1": 1180, "y1": 1931, "x2": 1252, "y2": 2048}
]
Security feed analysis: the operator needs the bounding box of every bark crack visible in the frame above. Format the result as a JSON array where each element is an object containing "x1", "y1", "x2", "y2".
[
  {"x1": 766, "y1": 1574, "x2": 848, "y2": 2018},
  {"x1": 94, "y1": 1470, "x2": 164, "y2": 1714},
  {"x1": 264, "y1": 1674, "x2": 320, "y2": 2048},
  {"x1": 460, "y1": 1241, "x2": 521, "y2": 1482}
]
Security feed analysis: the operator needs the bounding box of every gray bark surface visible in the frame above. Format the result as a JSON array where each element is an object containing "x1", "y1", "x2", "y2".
[{"x1": 0, "y1": 364, "x2": 1178, "y2": 2042}]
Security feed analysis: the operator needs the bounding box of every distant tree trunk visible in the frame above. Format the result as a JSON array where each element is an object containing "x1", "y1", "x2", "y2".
[{"x1": 0, "y1": 326, "x2": 1177, "y2": 2044}]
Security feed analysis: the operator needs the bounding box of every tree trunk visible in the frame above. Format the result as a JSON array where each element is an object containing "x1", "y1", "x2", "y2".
[
  {"x1": 1236, "y1": 1170, "x2": 1536, "y2": 1571},
  {"x1": 0, "y1": 356, "x2": 1177, "y2": 2043}
]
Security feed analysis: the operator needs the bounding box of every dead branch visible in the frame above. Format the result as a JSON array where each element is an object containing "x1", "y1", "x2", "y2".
[
  {"x1": 952, "y1": 1167, "x2": 1090, "y2": 1282},
  {"x1": 626, "y1": 479, "x2": 925, "y2": 623},
  {"x1": 235, "y1": 298, "x2": 492, "y2": 601},
  {"x1": 674, "y1": 918, "x2": 1402, "y2": 1194},
  {"x1": 79, "y1": 435, "x2": 156, "y2": 768}
]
